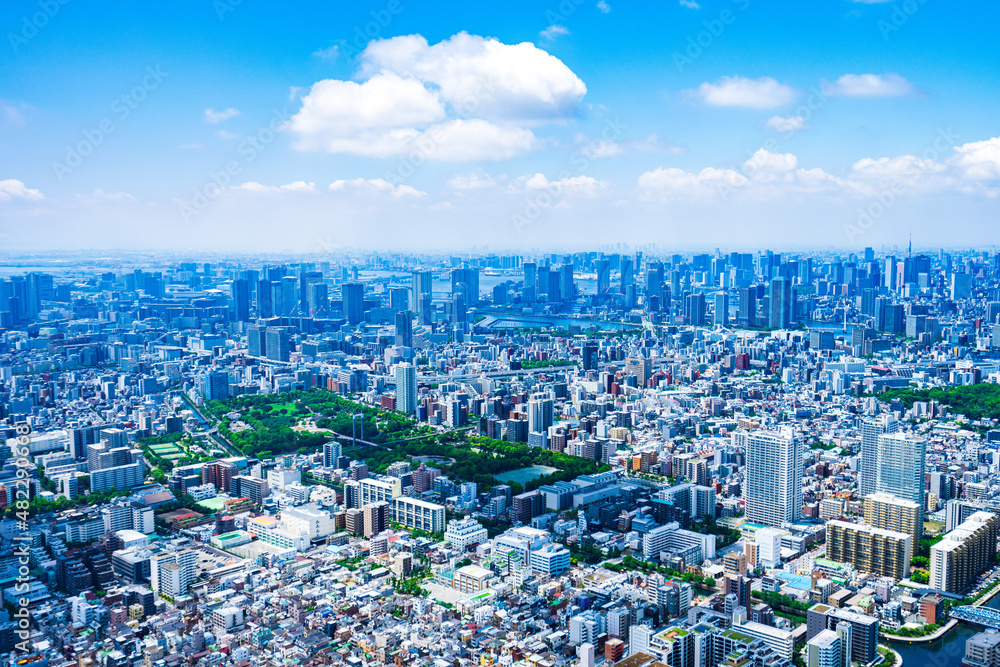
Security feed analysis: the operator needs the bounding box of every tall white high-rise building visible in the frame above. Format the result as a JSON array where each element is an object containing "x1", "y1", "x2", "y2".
[
  {"x1": 322, "y1": 440, "x2": 342, "y2": 468},
  {"x1": 395, "y1": 362, "x2": 418, "y2": 416},
  {"x1": 527, "y1": 393, "x2": 553, "y2": 434},
  {"x1": 876, "y1": 432, "x2": 926, "y2": 507},
  {"x1": 743, "y1": 427, "x2": 802, "y2": 526},
  {"x1": 860, "y1": 416, "x2": 898, "y2": 497}
]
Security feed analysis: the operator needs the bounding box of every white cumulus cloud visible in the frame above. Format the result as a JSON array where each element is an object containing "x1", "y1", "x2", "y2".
[
  {"x1": 291, "y1": 33, "x2": 583, "y2": 161},
  {"x1": 949, "y1": 137, "x2": 1000, "y2": 181},
  {"x1": 0, "y1": 179, "x2": 43, "y2": 201},
  {"x1": 688, "y1": 76, "x2": 795, "y2": 109},
  {"x1": 358, "y1": 32, "x2": 587, "y2": 122}
]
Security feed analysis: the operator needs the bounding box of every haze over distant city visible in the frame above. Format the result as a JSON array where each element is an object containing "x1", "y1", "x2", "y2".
[{"x1": 1, "y1": 1, "x2": 998, "y2": 251}]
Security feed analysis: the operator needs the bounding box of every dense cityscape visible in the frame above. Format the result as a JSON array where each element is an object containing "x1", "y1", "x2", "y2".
[{"x1": 0, "y1": 247, "x2": 999, "y2": 667}]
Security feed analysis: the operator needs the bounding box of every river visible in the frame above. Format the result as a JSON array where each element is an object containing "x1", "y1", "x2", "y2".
[{"x1": 886, "y1": 594, "x2": 1000, "y2": 667}]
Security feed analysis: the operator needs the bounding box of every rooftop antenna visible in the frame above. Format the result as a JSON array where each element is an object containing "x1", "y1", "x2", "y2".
[{"x1": 908, "y1": 234, "x2": 912, "y2": 259}]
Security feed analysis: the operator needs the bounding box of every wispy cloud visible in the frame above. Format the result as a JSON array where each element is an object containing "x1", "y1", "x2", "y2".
[
  {"x1": 313, "y1": 45, "x2": 340, "y2": 60},
  {"x1": 597, "y1": 1, "x2": 611, "y2": 13},
  {"x1": 330, "y1": 178, "x2": 426, "y2": 198},
  {"x1": 1, "y1": 100, "x2": 33, "y2": 126},
  {"x1": 821, "y1": 73, "x2": 914, "y2": 97},
  {"x1": 679, "y1": 0, "x2": 701, "y2": 8},
  {"x1": 204, "y1": 107, "x2": 241, "y2": 124},
  {"x1": 540, "y1": 24, "x2": 570, "y2": 40},
  {"x1": 765, "y1": 115, "x2": 806, "y2": 133},
  {"x1": 75, "y1": 189, "x2": 137, "y2": 204},
  {"x1": 234, "y1": 181, "x2": 317, "y2": 194}
]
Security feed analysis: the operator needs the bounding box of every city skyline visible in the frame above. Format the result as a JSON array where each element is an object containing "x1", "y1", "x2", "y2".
[{"x1": 2, "y1": 1, "x2": 999, "y2": 251}]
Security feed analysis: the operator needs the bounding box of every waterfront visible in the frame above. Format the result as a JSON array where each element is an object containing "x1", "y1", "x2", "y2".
[{"x1": 887, "y1": 594, "x2": 1000, "y2": 667}]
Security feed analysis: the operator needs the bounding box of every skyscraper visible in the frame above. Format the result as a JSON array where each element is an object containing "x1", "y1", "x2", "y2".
[
  {"x1": 280, "y1": 276, "x2": 298, "y2": 315},
  {"x1": 769, "y1": 277, "x2": 792, "y2": 329},
  {"x1": 395, "y1": 362, "x2": 417, "y2": 416},
  {"x1": 265, "y1": 327, "x2": 291, "y2": 362},
  {"x1": 738, "y1": 286, "x2": 757, "y2": 327},
  {"x1": 684, "y1": 293, "x2": 706, "y2": 326},
  {"x1": 247, "y1": 324, "x2": 267, "y2": 358},
  {"x1": 536, "y1": 265, "x2": 550, "y2": 298},
  {"x1": 308, "y1": 282, "x2": 329, "y2": 316},
  {"x1": 412, "y1": 270, "x2": 433, "y2": 309},
  {"x1": 389, "y1": 286, "x2": 409, "y2": 312},
  {"x1": 230, "y1": 279, "x2": 250, "y2": 322},
  {"x1": 256, "y1": 278, "x2": 273, "y2": 318},
  {"x1": 713, "y1": 292, "x2": 729, "y2": 327},
  {"x1": 596, "y1": 258, "x2": 610, "y2": 294},
  {"x1": 645, "y1": 261, "x2": 664, "y2": 303},
  {"x1": 418, "y1": 293, "x2": 433, "y2": 325},
  {"x1": 547, "y1": 270, "x2": 562, "y2": 303},
  {"x1": 860, "y1": 416, "x2": 898, "y2": 497},
  {"x1": 876, "y1": 432, "x2": 926, "y2": 508},
  {"x1": 619, "y1": 257, "x2": 633, "y2": 293},
  {"x1": 523, "y1": 262, "x2": 537, "y2": 296},
  {"x1": 527, "y1": 393, "x2": 554, "y2": 434},
  {"x1": 451, "y1": 267, "x2": 479, "y2": 304},
  {"x1": 743, "y1": 427, "x2": 802, "y2": 526},
  {"x1": 342, "y1": 282, "x2": 365, "y2": 325},
  {"x1": 560, "y1": 264, "x2": 575, "y2": 301},
  {"x1": 394, "y1": 311, "x2": 413, "y2": 348}
]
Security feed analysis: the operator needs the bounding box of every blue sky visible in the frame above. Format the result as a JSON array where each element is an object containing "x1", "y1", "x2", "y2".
[{"x1": 1, "y1": 0, "x2": 998, "y2": 252}]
